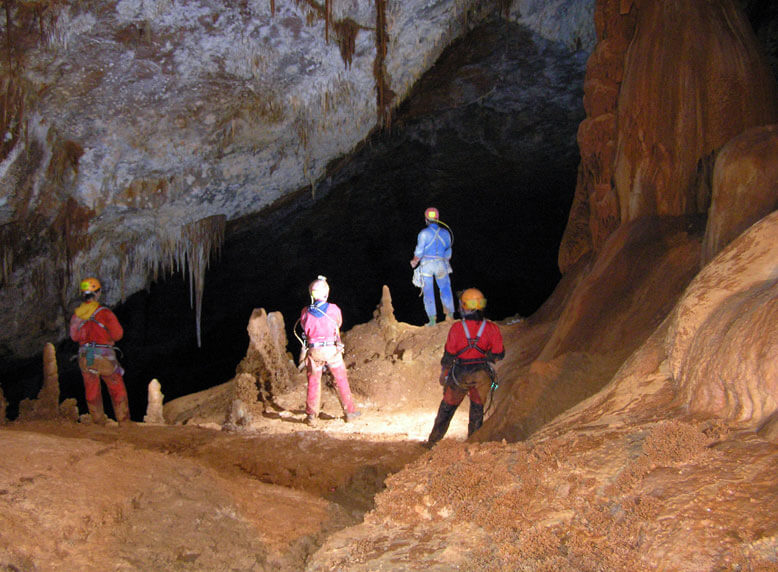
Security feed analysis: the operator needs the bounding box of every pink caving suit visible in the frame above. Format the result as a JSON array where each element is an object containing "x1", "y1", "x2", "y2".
[{"x1": 300, "y1": 301, "x2": 357, "y2": 417}]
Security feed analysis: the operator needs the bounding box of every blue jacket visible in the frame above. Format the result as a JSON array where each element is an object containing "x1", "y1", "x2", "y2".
[{"x1": 414, "y1": 223, "x2": 452, "y2": 260}]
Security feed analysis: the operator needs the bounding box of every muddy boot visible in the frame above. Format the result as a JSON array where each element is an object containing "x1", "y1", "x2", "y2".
[
  {"x1": 87, "y1": 400, "x2": 107, "y2": 426},
  {"x1": 113, "y1": 398, "x2": 133, "y2": 427},
  {"x1": 305, "y1": 413, "x2": 318, "y2": 427},
  {"x1": 468, "y1": 402, "x2": 484, "y2": 437},
  {"x1": 425, "y1": 401, "x2": 457, "y2": 447},
  {"x1": 344, "y1": 410, "x2": 361, "y2": 423}
]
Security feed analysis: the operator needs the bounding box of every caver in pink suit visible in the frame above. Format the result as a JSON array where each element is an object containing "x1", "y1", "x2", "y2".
[{"x1": 300, "y1": 300, "x2": 357, "y2": 418}]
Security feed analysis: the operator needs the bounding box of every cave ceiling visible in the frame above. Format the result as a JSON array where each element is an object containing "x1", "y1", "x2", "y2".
[{"x1": 0, "y1": 0, "x2": 595, "y2": 359}]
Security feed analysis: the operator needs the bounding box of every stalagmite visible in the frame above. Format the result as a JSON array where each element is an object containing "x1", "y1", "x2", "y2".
[
  {"x1": 17, "y1": 342, "x2": 59, "y2": 420},
  {"x1": 143, "y1": 379, "x2": 166, "y2": 424}
]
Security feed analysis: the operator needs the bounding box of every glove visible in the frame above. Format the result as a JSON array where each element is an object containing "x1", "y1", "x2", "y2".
[
  {"x1": 410, "y1": 256, "x2": 420, "y2": 268},
  {"x1": 438, "y1": 368, "x2": 450, "y2": 386}
]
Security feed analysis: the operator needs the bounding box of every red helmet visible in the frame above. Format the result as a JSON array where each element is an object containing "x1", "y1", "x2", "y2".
[
  {"x1": 309, "y1": 275, "x2": 330, "y2": 301},
  {"x1": 79, "y1": 277, "x2": 102, "y2": 294},
  {"x1": 424, "y1": 207, "x2": 439, "y2": 222}
]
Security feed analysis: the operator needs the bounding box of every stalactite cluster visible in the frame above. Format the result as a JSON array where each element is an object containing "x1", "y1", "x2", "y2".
[
  {"x1": 291, "y1": 0, "x2": 365, "y2": 68},
  {"x1": 1, "y1": 1, "x2": 60, "y2": 164},
  {"x1": 179, "y1": 214, "x2": 226, "y2": 348},
  {"x1": 52, "y1": 196, "x2": 93, "y2": 279},
  {"x1": 333, "y1": 18, "x2": 358, "y2": 68},
  {"x1": 76, "y1": 212, "x2": 226, "y2": 348}
]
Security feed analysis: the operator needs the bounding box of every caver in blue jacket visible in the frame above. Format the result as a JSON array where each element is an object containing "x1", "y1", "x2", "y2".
[{"x1": 410, "y1": 207, "x2": 455, "y2": 325}]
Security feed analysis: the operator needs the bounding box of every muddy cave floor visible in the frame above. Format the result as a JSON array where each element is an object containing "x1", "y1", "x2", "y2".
[
  {"x1": 0, "y1": 373, "x2": 469, "y2": 571},
  {"x1": 3, "y1": 320, "x2": 778, "y2": 570}
]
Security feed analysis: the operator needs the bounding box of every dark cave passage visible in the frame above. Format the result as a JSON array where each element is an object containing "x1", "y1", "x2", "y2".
[
  {"x1": 1, "y1": 20, "x2": 586, "y2": 420},
  {"x1": 51, "y1": 145, "x2": 577, "y2": 421}
]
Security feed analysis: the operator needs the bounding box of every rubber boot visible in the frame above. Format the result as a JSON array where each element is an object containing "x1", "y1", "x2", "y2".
[
  {"x1": 87, "y1": 400, "x2": 107, "y2": 426},
  {"x1": 425, "y1": 401, "x2": 457, "y2": 447},
  {"x1": 344, "y1": 410, "x2": 361, "y2": 423},
  {"x1": 468, "y1": 402, "x2": 484, "y2": 437},
  {"x1": 113, "y1": 398, "x2": 132, "y2": 427},
  {"x1": 425, "y1": 315, "x2": 436, "y2": 327}
]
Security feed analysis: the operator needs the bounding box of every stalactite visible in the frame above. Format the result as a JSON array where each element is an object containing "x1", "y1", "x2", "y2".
[
  {"x1": 293, "y1": 0, "x2": 366, "y2": 68},
  {"x1": 325, "y1": 0, "x2": 331, "y2": 43},
  {"x1": 78, "y1": 211, "x2": 226, "y2": 348},
  {"x1": 0, "y1": 223, "x2": 14, "y2": 286},
  {"x1": 178, "y1": 214, "x2": 226, "y2": 347},
  {"x1": 53, "y1": 196, "x2": 93, "y2": 277},
  {"x1": 373, "y1": 0, "x2": 395, "y2": 128},
  {"x1": 333, "y1": 18, "x2": 358, "y2": 68}
]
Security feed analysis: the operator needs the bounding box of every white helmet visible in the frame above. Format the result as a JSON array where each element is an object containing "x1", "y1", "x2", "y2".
[{"x1": 309, "y1": 275, "x2": 330, "y2": 301}]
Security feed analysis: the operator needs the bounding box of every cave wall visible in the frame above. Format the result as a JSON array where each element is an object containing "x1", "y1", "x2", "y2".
[
  {"x1": 559, "y1": 0, "x2": 778, "y2": 272},
  {"x1": 482, "y1": 0, "x2": 778, "y2": 441}
]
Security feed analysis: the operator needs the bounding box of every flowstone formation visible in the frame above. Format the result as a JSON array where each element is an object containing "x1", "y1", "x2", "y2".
[{"x1": 559, "y1": 0, "x2": 778, "y2": 272}]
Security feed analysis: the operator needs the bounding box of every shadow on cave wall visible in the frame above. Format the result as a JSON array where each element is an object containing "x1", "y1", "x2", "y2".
[{"x1": 1, "y1": 20, "x2": 586, "y2": 420}]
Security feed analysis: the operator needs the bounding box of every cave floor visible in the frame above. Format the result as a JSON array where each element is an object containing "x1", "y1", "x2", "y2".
[{"x1": 0, "y1": 397, "x2": 469, "y2": 571}]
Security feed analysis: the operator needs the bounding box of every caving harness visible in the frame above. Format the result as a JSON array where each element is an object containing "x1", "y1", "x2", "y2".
[
  {"x1": 448, "y1": 318, "x2": 499, "y2": 413},
  {"x1": 73, "y1": 306, "x2": 122, "y2": 371},
  {"x1": 412, "y1": 220, "x2": 455, "y2": 291},
  {"x1": 294, "y1": 301, "x2": 344, "y2": 372}
]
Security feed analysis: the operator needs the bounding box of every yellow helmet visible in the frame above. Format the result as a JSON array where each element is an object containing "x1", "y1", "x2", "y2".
[
  {"x1": 460, "y1": 288, "x2": 486, "y2": 311},
  {"x1": 309, "y1": 275, "x2": 330, "y2": 301},
  {"x1": 424, "y1": 207, "x2": 439, "y2": 222},
  {"x1": 79, "y1": 277, "x2": 102, "y2": 294}
]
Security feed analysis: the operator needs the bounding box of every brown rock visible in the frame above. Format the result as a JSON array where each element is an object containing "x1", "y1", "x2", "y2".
[
  {"x1": 701, "y1": 124, "x2": 778, "y2": 266},
  {"x1": 613, "y1": 0, "x2": 778, "y2": 223},
  {"x1": 668, "y1": 211, "x2": 778, "y2": 426},
  {"x1": 561, "y1": 0, "x2": 778, "y2": 271}
]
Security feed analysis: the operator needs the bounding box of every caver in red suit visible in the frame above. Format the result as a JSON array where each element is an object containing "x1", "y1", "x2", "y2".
[
  {"x1": 69, "y1": 277, "x2": 131, "y2": 426},
  {"x1": 425, "y1": 288, "x2": 504, "y2": 447},
  {"x1": 300, "y1": 276, "x2": 359, "y2": 425}
]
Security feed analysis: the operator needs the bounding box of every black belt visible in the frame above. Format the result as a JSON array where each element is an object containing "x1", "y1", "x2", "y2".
[
  {"x1": 81, "y1": 343, "x2": 114, "y2": 349},
  {"x1": 308, "y1": 341, "x2": 337, "y2": 348}
]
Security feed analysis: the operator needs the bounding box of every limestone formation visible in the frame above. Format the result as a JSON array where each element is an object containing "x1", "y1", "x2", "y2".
[
  {"x1": 17, "y1": 343, "x2": 60, "y2": 421},
  {"x1": 484, "y1": 215, "x2": 704, "y2": 442},
  {"x1": 2, "y1": 0, "x2": 552, "y2": 359},
  {"x1": 560, "y1": 0, "x2": 778, "y2": 272},
  {"x1": 373, "y1": 285, "x2": 398, "y2": 328},
  {"x1": 223, "y1": 308, "x2": 300, "y2": 429},
  {"x1": 143, "y1": 379, "x2": 166, "y2": 425},
  {"x1": 700, "y1": 124, "x2": 778, "y2": 266},
  {"x1": 59, "y1": 398, "x2": 80, "y2": 422},
  {"x1": 667, "y1": 210, "x2": 778, "y2": 426}
]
